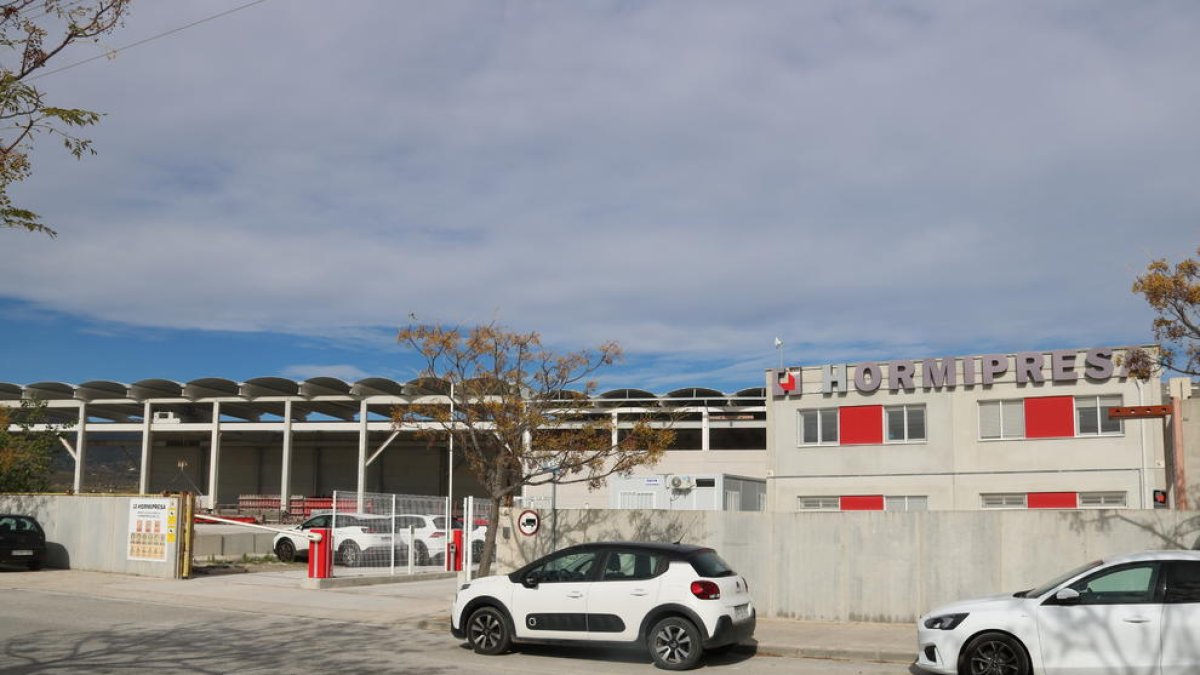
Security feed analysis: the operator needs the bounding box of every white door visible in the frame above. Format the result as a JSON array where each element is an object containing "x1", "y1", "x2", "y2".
[
  {"x1": 1160, "y1": 560, "x2": 1200, "y2": 675},
  {"x1": 510, "y1": 549, "x2": 600, "y2": 640},
  {"x1": 585, "y1": 549, "x2": 667, "y2": 641},
  {"x1": 1035, "y1": 562, "x2": 1162, "y2": 675}
]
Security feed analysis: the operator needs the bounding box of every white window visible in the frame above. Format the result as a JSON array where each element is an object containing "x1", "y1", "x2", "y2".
[
  {"x1": 723, "y1": 490, "x2": 741, "y2": 511},
  {"x1": 798, "y1": 409, "x2": 838, "y2": 445},
  {"x1": 796, "y1": 496, "x2": 840, "y2": 511},
  {"x1": 1079, "y1": 491, "x2": 1127, "y2": 508},
  {"x1": 981, "y1": 493, "x2": 1027, "y2": 509},
  {"x1": 979, "y1": 400, "x2": 1025, "y2": 440},
  {"x1": 884, "y1": 495, "x2": 928, "y2": 511},
  {"x1": 1076, "y1": 395, "x2": 1123, "y2": 436},
  {"x1": 618, "y1": 491, "x2": 655, "y2": 509},
  {"x1": 885, "y1": 405, "x2": 926, "y2": 443}
]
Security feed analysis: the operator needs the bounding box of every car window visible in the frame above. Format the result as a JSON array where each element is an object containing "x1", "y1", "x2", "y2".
[
  {"x1": 690, "y1": 550, "x2": 736, "y2": 578},
  {"x1": 529, "y1": 550, "x2": 599, "y2": 583},
  {"x1": 1164, "y1": 561, "x2": 1200, "y2": 604},
  {"x1": 303, "y1": 515, "x2": 331, "y2": 529},
  {"x1": 601, "y1": 551, "x2": 666, "y2": 581},
  {"x1": 432, "y1": 516, "x2": 447, "y2": 529},
  {"x1": 1068, "y1": 563, "x2": 1159, "y2": 605},
  {"x1": 0, "y1": 516, "x2": 40, "y2": 534}
]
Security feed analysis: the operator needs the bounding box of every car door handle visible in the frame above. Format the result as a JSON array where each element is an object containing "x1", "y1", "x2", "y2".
[
  {"x1": 1122, "y1": 617, "x2": 1151, "y2": 624},
  {"x1": 630, "y1": 590, "x2": 648, "y2": 596},
  {"x1": 566, "y1": 591, "x2": 584, "y2": 599}
]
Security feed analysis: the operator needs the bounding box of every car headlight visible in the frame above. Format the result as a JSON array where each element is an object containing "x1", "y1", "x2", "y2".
[{"x1": 923, "y1": 613, "x2": 969, "y2": 630}]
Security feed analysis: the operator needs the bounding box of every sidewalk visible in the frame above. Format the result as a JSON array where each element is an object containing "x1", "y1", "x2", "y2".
[{"x1": 0, "y1": 567, "x2": 915, "y2": 664}]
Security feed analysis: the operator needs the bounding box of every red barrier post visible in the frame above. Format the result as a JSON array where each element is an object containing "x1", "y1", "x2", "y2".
[
  {"x1": 308, "y1": 527, "x2": 332, "y2": 579},
  {"x1": 450, "y1": 529, "x2": 464, "y2": 571}
]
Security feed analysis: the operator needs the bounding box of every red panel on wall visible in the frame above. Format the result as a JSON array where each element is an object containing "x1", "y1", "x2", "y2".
[
  {"x1": 1028, "y1": 492, "x2": 1078, "y2": 509},
  {"x1": 841, "y1": 495, "x2": 885, "y2": 511},
  {"x1": 839, "y1": 405, "x2": 883, "y2": 445},
  {"x1": 1024, "y1": 396, "x2": 1075, "y2": 438}
]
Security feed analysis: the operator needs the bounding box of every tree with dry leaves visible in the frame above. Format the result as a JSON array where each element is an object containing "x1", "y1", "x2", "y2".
[
  {"x1": 1131, "y1": 247, "x2": 1200, "y2": 378},
  {"x1": 393, "y1": 323, "x2": 675, "y2": 576},
  {"x1": 1, "y1": 0, "x2": 132, "y2": 238},
  {"x1": 0, "y1": 398, "x2": 69, "y2": 492}
]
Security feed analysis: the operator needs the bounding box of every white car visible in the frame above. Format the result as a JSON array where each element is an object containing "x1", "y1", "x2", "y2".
[
  {"x1": 394, "y1": 514, "x2": 447, "y2": 565},
  {"x1": 916, "y1": 549, "x2": 1200, "y2": 675},
  {"x1": 450, "y1": 542, "x2": 756, "y2": 670},
  {"x1": 272, "y1": 512, "x2": 397, "y2": 567}
]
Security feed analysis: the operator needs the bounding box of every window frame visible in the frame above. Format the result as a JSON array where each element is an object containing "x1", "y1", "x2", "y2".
[
  {"x1": 797, "y1": 408, "x2": 839, "y2": 446},
  {"x1": 796, "y1": 496, "x2": 840, "y2": 511},
  {"x1": 979, "y1": 399, "x2": 1026, "y2": 440},
  {"x1": 884, "y1": 404, "x2": 927, "y2": 444},
  {"x1": 981, "y1": 492, "x2": 1028, "y2": 509},
  {"x1": 884, "y1": 495, "x2": 929, "y2": 512},
  {"x1": 1075, "y1": 395, "x2": 1124, "y2": 437},
  {"x1": 1078, "y1": 491, "x2": 1128, "y2": 508}
]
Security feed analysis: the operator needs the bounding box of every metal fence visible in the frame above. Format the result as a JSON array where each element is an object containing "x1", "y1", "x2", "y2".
[{"x1": 328, "y1": 490, "x2": 449, "y2": 576}]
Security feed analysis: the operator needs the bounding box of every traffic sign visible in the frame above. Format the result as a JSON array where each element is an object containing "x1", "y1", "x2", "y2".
[{"x1": 517, "y1": 509, "x2": 541, "y2": 536}]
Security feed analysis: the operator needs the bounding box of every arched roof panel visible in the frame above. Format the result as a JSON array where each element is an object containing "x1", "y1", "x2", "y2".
[
  {"x1": 25, "y1": 381, "x2": 75, "y2": 400},
  {"x1": 664, "y1": 387, "x2": 728, "y2": 407},
  {"x1": 301, "y1": 377, "x2": 351, "y2": 397},
  {"x1": 404, "y1": 377, "x2": 450, "y2": 396},
  {"x1": 597, "y1": 388, "x2": 659, "y2": 407},
  {"x1": 130, "y1": 379, "x2": 183, "y2": 400},
  {"x1": 731, "y1": 387, "x2": 767, "y2": 406},
  {"x1": 351, "y1": 378, "x2": 405, "y2": 398},
  {"x1": 0, "y1": 383, "x2": 22, "y2": 400},
  {"x1": 76, "y1": 380, "x2": 130, "y2": 401},
  {"x1": 242, "y1": 377, "x2": 300, "y2": 398},
  {"x1": 184, "y1": 378, "x2": 241, "y2": 399}
]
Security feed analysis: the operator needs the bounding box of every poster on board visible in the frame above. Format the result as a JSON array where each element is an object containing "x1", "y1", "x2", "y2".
[{"x1": 127, "y1": 497, "x2": 175, "y2": 562}]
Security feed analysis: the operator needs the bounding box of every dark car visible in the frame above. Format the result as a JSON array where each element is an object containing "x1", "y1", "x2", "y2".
[{"x1": 0, "y1": 514, "x2": 46, "y2": 570}]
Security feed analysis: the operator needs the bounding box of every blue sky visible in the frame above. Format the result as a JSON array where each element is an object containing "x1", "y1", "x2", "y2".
[{"x1": 1, "y1": 1, "x2": 1198, "y2": 392}]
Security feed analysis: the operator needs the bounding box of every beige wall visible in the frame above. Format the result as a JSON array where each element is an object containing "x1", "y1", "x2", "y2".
[
  {"x1": 767, "y1": 347, "x2": 1166, "y2": 511},
  {"x1": 493, "y1": 506, "x2": 1200, "y2": 623}
]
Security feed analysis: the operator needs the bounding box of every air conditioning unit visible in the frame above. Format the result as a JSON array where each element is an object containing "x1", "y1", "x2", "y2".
[
  {"x1": 669, "y1": 475, "x2": 695, "y2": 490},
  {"x1": 152, "y1": 411, "x2": 181, "y2": 423}
]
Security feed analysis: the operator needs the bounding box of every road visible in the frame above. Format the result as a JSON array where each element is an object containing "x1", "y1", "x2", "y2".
[{"x1": 0, "y1": 586, "x2": 915, "y2": 674}]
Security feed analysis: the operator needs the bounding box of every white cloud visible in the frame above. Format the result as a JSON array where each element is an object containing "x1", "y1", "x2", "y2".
[
  {"x1": 2, "y1": 1, "x2": 1198, "y2": 365},
  {"x1": 279, "y1": 364, "x2": 370, "y2": 383}
]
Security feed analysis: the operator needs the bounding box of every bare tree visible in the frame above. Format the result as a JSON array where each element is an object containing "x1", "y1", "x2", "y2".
[{"x1": 393, "y1": 323, "x2": 675, "y2": 576}]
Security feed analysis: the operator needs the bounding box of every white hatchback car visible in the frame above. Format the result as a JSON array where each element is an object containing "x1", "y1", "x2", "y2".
[
  {"x1": 272, "y1": 512, "x2": 396, "y2": 567},
  {"x1": 916, "y1": 550, "x2": 1200, "y2": 675},
  {"x1": 451, "y1": 542, "x2": 756, "y2": 670}
]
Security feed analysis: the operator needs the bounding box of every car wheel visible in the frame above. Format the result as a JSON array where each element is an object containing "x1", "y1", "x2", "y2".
[
  {"x1": 339, "y1": 541, "x2": 361, "y2": 568},
  {"x1": 466, "y1": 606, "x2": 511, "y2": 655},
  {"x1": 275, "y1": 539, "x2": 297, "y2": 563},
  {"x1": 414, "y1": 541, "x2": 429, "y2": 566},
  {"x1": 649, "y1": 616, "x2": 703, "y2": 670},
  {"x1": 959, "y1": 632, "x2": 1030, "y2": 675}
]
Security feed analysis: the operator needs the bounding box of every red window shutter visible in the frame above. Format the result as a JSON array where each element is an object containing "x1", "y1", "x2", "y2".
[
  {"x1": 1028, "y1": 492, "x2": 1078, "y2": 509},
  {"x1": 840, "y1": 495, "x2": 884, "y2": 511},
  {"x1": 839, "y1": 405, "x2": 883, "y2": 445},
  {"x1": 1024, "y1": 396, "x2": 1075, "y2": 438}
]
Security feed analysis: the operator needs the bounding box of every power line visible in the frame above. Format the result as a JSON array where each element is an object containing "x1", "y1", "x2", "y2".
[{"x1": 29, "y1": 0, "x2": 269, "y2": 81}]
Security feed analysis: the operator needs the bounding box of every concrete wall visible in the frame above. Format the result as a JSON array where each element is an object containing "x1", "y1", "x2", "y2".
[
  {"x1": 493, "y1": 506, "x2": 1200, "y2": 623},
  {"x1": 0, "y1": 494, "x2": 181, "y2": 578}
]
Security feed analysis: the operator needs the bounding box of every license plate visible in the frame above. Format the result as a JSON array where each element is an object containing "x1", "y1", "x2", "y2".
[
  {"x1": 12, "y1": 550, "x2": 32, "y2": 556},
  {"x1": 733, "y1": 604, "x2": 750, "y2": 621}
]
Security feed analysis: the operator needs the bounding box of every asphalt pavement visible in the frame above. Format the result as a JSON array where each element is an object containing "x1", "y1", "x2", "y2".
[{"x1": 0, "y1": 565, "x2": 916, "y2": 666}]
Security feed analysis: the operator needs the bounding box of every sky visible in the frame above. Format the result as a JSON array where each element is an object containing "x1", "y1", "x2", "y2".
[{"x1": 1, "y1": 1, "x2": 1198, "y2": 393}]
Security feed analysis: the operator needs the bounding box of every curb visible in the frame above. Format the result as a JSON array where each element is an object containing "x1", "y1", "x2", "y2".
[
  {"x1": 417, "y1": 618, "x2": 912, "y2": 664},
  {"x1": 302, "y1": 571, "x2": 457, "y2": 590}
]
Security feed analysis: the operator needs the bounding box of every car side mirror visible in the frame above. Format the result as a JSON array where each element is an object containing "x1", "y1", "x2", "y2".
[
  {"x1": 522, "y1": 574, "x2": 540, "y2": 589},
  {"x1": 1052, "y1": 588, "x2": 1081, "y2": 605}
]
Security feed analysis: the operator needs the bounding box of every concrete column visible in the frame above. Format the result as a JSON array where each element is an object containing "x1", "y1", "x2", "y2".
[
  {"x1": 611, "y1": 411, "x2": 619, "y2": 448},
  {"x1": 701, "y1": 409, "x2": 710, "y2": 451},
  {"x1": 207, "y1": 401, "x2": 221, "y2": 510},
  {"x1": 357, "y1": 399, "x2": 368, "y2": 511},
  {"x1": 139, "y1": 402, "x2": 152, "y2": 494},
  {"x1": 72, "y1": 401, "x2": 87, "y2": 493},
  {"x1": 280, "y1": 399, "x2": 293, "y2": 515}
]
